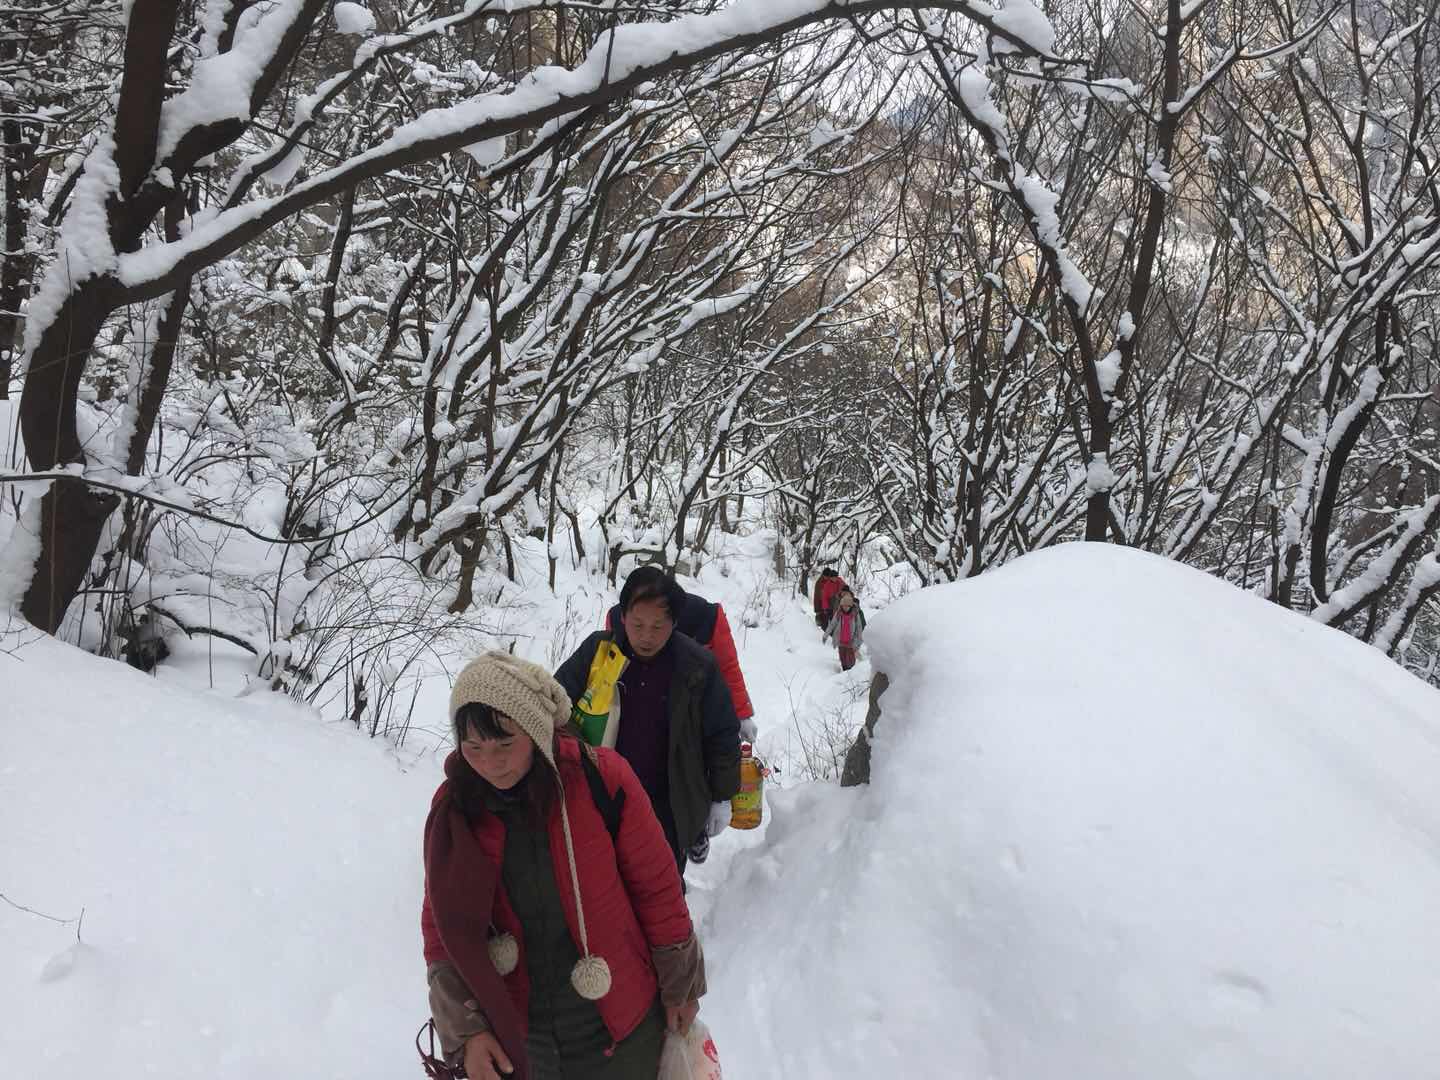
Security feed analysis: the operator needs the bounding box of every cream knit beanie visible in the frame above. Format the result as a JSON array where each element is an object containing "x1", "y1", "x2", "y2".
[
  {"x1": 449, "y1": 650, "x2": 572, "y2": 766},
  {"x1": 449, "y1": 650, "x2": 612, "y2": 1002}
]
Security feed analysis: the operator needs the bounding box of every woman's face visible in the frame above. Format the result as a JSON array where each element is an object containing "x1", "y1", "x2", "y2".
[
  {"x1": 460, "y1": 713, "x2": 535, "y2": 790},
  {"x1": 839, "y1": 593, "x2": 854, "y2": 610}
]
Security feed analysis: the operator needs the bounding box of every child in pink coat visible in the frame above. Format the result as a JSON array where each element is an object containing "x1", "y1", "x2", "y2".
[{"x1": 824, "y1": 589, "x2": 866, "y2": 671}]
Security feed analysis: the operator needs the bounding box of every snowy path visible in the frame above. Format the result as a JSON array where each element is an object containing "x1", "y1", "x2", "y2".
[{"x1": 678, "y1": 558, "x2": 877, "y2": 1076}]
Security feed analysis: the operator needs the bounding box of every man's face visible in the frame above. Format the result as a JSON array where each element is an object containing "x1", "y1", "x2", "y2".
[{"x1": 622, "y1": 596, "x2": 675, "y2": 659}]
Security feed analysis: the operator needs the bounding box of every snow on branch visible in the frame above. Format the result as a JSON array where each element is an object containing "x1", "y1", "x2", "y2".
[
  {"x1": 1311, "y1": 495, "x2": 1440, "y2": 629},
  {"x1": 114, "y1": 0, "x2": 1063, "y2": 302}
]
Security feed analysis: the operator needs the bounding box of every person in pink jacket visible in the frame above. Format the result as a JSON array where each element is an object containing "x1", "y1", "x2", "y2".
[{"x1": 825, "y1": 588, "x2": 866, "y2": 671}]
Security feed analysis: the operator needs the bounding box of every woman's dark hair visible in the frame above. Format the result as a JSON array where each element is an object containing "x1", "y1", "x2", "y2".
[
  {"x1": 451, "y1": 702, "x2": 555, "y2": 825},
  {"x1": 618, "y1": 564, "x2": 686, "y2": 619}
]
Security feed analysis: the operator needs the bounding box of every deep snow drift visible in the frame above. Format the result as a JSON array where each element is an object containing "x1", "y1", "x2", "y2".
[
  {"x1": 5, "y1": 541, "x2": 1440, "y2": 1079},
  {"x1": 1, "y1": 632, "x2": 439, "y2": 1078},
  {"x1": 704, "y1": 543, "x2": 1440, "y2": 1078}
]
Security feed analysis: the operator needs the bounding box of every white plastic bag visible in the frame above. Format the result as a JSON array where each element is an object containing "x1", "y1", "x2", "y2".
[{"x1": 657, "y1": 1018, "x2": 722, "y2": 1080}]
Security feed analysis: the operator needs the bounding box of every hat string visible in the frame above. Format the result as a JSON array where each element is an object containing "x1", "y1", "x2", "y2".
[{"x1": 555, "y1": 779, "x2": 592, "y2": 956}]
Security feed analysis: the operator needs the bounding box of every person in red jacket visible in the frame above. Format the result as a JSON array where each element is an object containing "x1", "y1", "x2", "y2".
[
  {"x1": 422, "y1": 651, "x2": 705, "y2": 1080},
  {"x1": 813, "y1": 568, "x2": 846, "y2": 630},
  {"x1": 603, "y1": 570, "x2": 756, "y2": 743}
]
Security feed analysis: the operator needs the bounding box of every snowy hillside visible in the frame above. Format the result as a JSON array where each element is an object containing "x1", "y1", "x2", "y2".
[
  {"x1": 1, "y1": 631, "x2": 439, "y2": 1077},
  {"x1": 6, "y1": 541, "x2": 1440, "y2": 1079}
]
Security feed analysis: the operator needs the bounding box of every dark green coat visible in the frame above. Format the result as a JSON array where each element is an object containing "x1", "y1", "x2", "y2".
[
  {"x1": 491, "y1": 791, "x2": 665, "y2": 1077},
  {"x1": 555, "y1": 629, "x2": 741, "y2": 864}
]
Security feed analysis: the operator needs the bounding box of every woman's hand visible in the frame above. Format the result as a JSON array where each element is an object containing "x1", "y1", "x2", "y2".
[
  {"x1": 463, "y1": 1032, "x2": 515, "y2": 1079},
  {"x1": 665, "y1": 999, "x2": 700, "y2": 1036}
]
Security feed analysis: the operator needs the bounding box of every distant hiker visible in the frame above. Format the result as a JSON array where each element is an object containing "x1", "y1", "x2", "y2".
[
  {"x1": 557, "y1": 566, "x2": 741, "y2": 875},
  {"x1": 603, "y1": 580, "x2": 757, "y2": 744},
  {"x1": 421, "y1": 651, "x2": 706, "y2": 1080},
  {"x1": 813, "y1": 567, "x2": 846, "y2": 630},
  {"x1": 825, "y1": 588, "x2": 866, "y2": 672}
]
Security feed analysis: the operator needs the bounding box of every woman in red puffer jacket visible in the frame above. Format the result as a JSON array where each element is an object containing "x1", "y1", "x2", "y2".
[{"x1": 422, "y1": 651, "x2": 705, "y2": 1080}]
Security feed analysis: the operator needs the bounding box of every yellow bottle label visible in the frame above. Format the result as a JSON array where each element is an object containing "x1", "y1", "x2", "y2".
[{"x1": 730, "y1": 756, "x2": 765, "y2": 827}]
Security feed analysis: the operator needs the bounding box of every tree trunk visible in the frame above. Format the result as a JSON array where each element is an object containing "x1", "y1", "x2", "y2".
[
  {"x1": 22, "y1": 476, "x2": 122, "y2": 632},
  {"x1": 17, "y1": 278, "x2": 124, "y2": 631},
  {"x1": 1, "y1": 118, "x2": 44, "y2": 400},
  {"x1": 18, "y1": 191, "x2": 191, "y2": 632},
  {"x1": 449, "y1": 535, "x2": 483, "y2": 614},
  {"x1": 125, "y1": 196, "x2": 192, "y2": 473}
]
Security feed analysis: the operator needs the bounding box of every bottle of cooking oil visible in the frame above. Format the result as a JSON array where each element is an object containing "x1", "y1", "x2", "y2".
[{"x1": 730, "y1": 742, "x2": 765, "y2": 829}]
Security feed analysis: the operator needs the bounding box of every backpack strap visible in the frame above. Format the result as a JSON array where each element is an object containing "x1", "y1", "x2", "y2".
[{"x1": 578, "y1": 744, "x2": 626, "y2": 843}]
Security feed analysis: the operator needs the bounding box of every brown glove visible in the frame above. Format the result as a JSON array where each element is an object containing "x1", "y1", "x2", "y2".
[
  {"x1": 426, "y1": 962, "x2": 492, "y2": 1058},
  {"x1": 651, "y1": 932, "x2": 707, "y2": 1007}
]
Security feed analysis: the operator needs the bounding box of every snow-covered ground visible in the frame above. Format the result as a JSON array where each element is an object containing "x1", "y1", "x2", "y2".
[
  {"x1": 2, "y1": 629, "x2": 437, "y2": 1077},
  {"x1": 702, "y1": 544, "x2": 1440, "y2": 1078},
  {"x1": 5, "y1": 541, "x2": 1440, "y2": 1078}
]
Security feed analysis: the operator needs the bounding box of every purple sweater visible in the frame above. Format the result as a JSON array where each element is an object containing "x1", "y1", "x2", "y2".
[{"x1": 615, "y1": 645, "x2": 675, "y2": 814}]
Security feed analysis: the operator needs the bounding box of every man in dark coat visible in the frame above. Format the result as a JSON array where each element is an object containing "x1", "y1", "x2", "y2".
[
  {"x1": 603, "y1": 584, "x2": 757, "y2": 742},
  {"x1": 556, "y1": 567, "x2": 741, "y2": 876}
]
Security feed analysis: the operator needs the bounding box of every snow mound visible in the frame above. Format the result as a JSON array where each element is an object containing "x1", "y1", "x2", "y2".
[
  {"x1": 703, "y1": 543, "x2": 1440, "y2": 1079},
  {"x1": 0, "y1": 633, "x2": 436, "y2": 1079}
]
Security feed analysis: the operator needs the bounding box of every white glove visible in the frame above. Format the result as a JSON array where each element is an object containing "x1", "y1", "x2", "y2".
[
  {"x1": 738, "y1": 715, "x2": 758, "y2": 743},
  {"x1": 705, "y1": 800, "x2": 732, "y2": 837}
]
